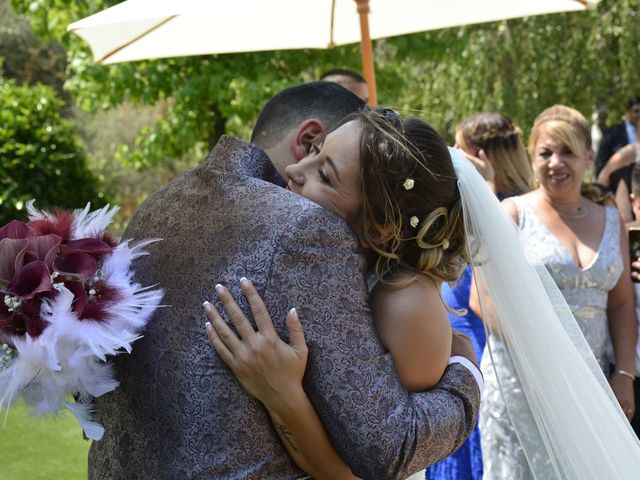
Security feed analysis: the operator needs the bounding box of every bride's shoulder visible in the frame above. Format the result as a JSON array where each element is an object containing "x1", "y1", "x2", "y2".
[{"x1": 372, "y1": 272, "x2": 443, "y2": 317}]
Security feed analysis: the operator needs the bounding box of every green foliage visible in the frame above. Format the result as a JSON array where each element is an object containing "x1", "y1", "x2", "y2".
[
  {"x1": 0, "y1": 79, "x2": 105, "y2": 223},
  {"x1": 379, "y1": 0, "x2": 640, "y2": 143},
  {"x1": 11, "y1": 0, "x2": 640, "y2": 167}
]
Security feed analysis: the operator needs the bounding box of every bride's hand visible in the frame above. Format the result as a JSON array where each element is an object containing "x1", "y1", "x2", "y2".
[{"x1": 204, "y1": 278, "x2": 308, "y2": 410}]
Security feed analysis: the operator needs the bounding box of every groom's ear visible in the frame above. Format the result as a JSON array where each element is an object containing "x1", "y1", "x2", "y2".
[{"x1": 292, "y1": 119, "x2": 327, "y2": 161}]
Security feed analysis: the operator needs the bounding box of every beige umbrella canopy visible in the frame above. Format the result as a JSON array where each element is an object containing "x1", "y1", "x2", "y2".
[{"x1": 68, "y1": 0, "x2": 599, "y2": 105}]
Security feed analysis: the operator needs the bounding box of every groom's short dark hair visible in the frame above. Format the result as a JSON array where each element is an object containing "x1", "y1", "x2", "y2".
[{"x1": 251, "y1": 81, "x2": 366, "y2": 148}]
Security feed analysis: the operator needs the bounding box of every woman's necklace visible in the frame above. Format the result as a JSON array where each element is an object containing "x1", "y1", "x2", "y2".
[{"x1": 553, "y1": 203, "x2": 589, "y2": 220}]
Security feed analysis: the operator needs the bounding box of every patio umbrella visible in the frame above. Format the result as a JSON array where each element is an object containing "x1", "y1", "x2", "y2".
[{"x1": 68, "y1": 0, "x2": 599, "y2": 105}]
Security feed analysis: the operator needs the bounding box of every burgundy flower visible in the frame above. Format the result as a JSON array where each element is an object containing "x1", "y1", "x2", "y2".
[
  {"x1": 0, "y1": 220, "x2": 32, "y2": 241},
  {"x1": 0, "y1": 238, "x2": 28, "y2": 286},
  {"x1": 7, "y1": 261, "x2": 52, "y2": 300},
  {"x1": 0, "y1": 293, "x2": 49, "y2": 345},
  {"x1": 54, "y1": 252, "x2": 97, "y2": 283},
  {"x1": 62, "y1": 238, "x2": 114, "y2": 260}
]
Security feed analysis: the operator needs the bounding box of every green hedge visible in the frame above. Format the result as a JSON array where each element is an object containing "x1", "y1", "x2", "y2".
[{"x1": 0, "y1": 79, "x2": 105, "y2": 223}]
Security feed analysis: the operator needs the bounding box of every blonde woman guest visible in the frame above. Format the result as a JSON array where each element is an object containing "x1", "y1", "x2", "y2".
[{"x1": 472, "y1": 105, "x2": 637, "y2": 479}]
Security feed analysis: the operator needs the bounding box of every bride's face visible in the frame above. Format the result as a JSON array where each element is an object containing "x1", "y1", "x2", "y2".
[{"x1": 285, "y1": 120, "x2": 363, "y2": 227}]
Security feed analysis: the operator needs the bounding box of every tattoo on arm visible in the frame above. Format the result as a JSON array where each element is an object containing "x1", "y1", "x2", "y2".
[{"x1": 276, "y1": 423, "x2": 299, "y2": 453}]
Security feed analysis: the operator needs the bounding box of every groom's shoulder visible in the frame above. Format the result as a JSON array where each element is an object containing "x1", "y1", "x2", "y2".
[{"x1": 267, "y1": 187, "x2": 359, "y2": 243}]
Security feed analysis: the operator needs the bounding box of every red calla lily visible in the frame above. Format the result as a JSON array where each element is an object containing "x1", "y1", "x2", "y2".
[
  {"x1": 54, "y1": 252, "x2": 97, "y2": 283},
  {"x1": 7, "y1": 261, "x2": 52, "y2": 300},
  {"x1": 0, "y1": 238, "x2": 28, "y2": 285},
  {"x1": 63, "y1": 238, "x2": 114, "y2": 259},
  {"x1": 0, "y1": 220, "x2": 31, "y2": 241}
]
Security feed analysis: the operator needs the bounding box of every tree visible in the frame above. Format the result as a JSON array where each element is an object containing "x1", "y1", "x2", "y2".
[
  {"x1": 12, "y1": 0, "x2": 640, "y2": 165},
  {"x1": 0, "y1": 78, "x2": 106, "y2": 223}
]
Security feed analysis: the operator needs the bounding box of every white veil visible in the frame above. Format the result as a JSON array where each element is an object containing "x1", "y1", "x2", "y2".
[{"x1": 449, "y1": 147, "x2": 640, "y2": 478}]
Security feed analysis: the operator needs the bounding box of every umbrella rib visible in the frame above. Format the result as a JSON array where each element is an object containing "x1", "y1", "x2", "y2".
[
  {"x1": 328, "y1": 0, "x2": 336, "y2": 48},
  {"x1": 97, "y1": 15, "x2": 177, "y2": 64}
]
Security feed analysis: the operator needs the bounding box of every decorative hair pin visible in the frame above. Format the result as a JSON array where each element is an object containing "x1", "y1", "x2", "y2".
[
  {"x1": 403, "y1": 178, "x2": 415, "y2": 190},
  {"x1": 410, "y1": 216, "x2": 419, "y2": 228}
]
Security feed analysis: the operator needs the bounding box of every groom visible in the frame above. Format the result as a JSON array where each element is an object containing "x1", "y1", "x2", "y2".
[{"x1": 88, "y1": 82, "x2": 481, "y2": 479}]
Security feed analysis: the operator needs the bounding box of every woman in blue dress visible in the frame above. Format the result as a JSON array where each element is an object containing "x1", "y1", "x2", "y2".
[{"x1": 426, "y1": 112, "x2": 534, "y2": 480}]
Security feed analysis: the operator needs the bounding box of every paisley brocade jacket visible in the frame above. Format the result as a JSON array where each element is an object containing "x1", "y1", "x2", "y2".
[{"x1": 88, "y1": 136, "x2": 480, "y2": 480}]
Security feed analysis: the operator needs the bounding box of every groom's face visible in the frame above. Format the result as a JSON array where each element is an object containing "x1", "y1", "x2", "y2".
[{"x1": 285, "y1": 120, "x2": 363, "y2": 227}]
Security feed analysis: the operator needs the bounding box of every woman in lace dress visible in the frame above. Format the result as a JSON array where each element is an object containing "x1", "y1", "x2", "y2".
[{"x1": 472, "y1": 105, "x2": 637, "y2": 479}]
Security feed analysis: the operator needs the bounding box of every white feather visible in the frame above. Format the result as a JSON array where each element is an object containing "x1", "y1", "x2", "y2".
[
  {"x1": 26, "y1": 200, "x2": 55, "y2": 221},
  {"x1": 71, "y1": 203, "x2": 120, "y2": 239},
  {"x1": 64, "y1": 401, "x2": 105, "y2": 440}
]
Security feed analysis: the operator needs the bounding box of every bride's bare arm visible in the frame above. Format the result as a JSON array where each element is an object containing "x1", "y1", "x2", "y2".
[
  {"x1": 371, "y1": 276, "x2": 451, "y2": 391},
  {"x1": 204, "y1": 279, "x2": 359, "y2": 480}
]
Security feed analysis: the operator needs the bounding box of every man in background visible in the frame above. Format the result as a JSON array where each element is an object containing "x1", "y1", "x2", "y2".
[
  {"x1": 596, "y1": 96, "x2": 640, "y2": 176},
  {"x1": 320, "y1": 68, "x2": 369, "y2": 103}
]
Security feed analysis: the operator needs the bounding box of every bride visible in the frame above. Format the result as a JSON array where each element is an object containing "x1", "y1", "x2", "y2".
[{"x1": 204, "y1": 107, "x2": 640, "y2": 479}]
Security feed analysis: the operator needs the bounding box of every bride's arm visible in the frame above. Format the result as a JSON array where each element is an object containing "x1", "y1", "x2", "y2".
[
  {"x1": 204, "y1": 279, "x2": 359, "y2": 480},
  {"x1": 371, "y1": 277, "x2": 451, "y2": 391}
]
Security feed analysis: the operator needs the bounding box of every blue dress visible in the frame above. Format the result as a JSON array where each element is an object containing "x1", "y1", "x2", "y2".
[{"x1": 425, "y1": 266, "x2": 485, "y2": 480}]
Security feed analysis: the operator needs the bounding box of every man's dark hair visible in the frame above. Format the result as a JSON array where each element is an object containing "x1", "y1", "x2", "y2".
[
  {"x1": 319, "y1": 68, "x2": 366, "y2": 84},
  {"x1": 626, "y1": 96, "x2": 640, "y2": 110},
  {"x1": 251, "y1": 81, "x2": 366, "y2": 148}
]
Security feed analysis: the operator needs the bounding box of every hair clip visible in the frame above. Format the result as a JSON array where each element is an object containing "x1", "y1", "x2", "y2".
[
  {"x1": 410, "y1": 216, "x2": 419, "y2": 228},
  {"x1": 442, "y1": 238, "x2": 450, "y2": 250},
  {"x1": 403, "y1": 178, "x2": 415, "y2": 190}
]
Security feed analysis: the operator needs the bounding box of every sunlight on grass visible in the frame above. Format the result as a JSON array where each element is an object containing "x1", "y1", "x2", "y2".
[{"x1": 0, "y1": 401, "x2": 89, "y2": 480}]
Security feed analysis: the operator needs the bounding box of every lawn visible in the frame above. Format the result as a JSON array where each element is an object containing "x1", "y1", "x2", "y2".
[{"x1": 0, "y1": 401, "x2": 89, "y2": 479}]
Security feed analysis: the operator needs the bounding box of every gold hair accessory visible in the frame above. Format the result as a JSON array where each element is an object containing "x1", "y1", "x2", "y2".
[
  {"x1": 410, "y1": 216, "x2": 419, "y2": 228},
  {"x1": 442, "y1": 238, "x2": 450, "y2": 250},
  {"x1": 403, "y1": 178, "x2": 415, "y2": 190}
]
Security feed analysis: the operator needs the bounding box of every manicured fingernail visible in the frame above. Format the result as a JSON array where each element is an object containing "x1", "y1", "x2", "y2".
[
  {"x1": 240, "y1": 277, "x2": 249, "y2": 286},
  {"x1": 203, "y1": 301, "x2": 211, "y2": 308},
  {"x1": 289, "y1": 307, "x2": 297, "y2": 316},
  {"x1": 215, "y1": 284, "x2": 225, "y2": 294},
  {"x1": 205, "y1": 321, "x2": 212, "y2": 329}
]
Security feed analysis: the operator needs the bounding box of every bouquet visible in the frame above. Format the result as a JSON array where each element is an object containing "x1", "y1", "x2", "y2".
[{"x1": 0, "y1": 201, "x2": 163, "y2": 440}]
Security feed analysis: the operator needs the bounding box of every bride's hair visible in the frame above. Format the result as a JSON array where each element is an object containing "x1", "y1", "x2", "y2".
[{"x1": 354, "y1": 108, "x2": 468, "y2": 287}]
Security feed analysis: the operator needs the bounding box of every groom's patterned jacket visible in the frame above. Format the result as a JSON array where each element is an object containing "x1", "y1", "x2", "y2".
[{"x1": 88, "y1": 136, "x2": 480, "y2": 480}]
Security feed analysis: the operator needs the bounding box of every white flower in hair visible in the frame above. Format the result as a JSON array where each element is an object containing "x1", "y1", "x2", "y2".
[
  {"x1": 410, "y1": 216, "x2": 419, "y2": 228},
  {"x1": 403, "y1": 178, "x2": 415, "y2": 190}
]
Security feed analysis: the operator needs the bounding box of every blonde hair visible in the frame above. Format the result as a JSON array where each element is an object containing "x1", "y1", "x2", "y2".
[
  {"x1": 529, "y1": 105, "x2": 591, "y2": 159},
  {"x1": 353, "y1": 109, "x2": 468, "y2": 288},
  {"x1": 529, "y1": 105, "x2": 614, "y2": 206},
  {"x1": 456, "y1": 112, "x2": 533, "y2": 195}
]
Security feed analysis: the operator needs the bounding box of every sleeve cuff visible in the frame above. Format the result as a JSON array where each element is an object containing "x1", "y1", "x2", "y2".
[{"x1": 449, "y1": 355, "x2": 483, "y2": 396}]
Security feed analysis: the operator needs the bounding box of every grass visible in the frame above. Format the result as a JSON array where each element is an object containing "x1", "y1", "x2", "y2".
[{"x1": 0, "y1": 401, "x2": 89, "y2": 480}]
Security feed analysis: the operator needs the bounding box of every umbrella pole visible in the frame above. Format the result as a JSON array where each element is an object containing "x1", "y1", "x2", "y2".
[{"x1": 355, "y1": 0, "x2": 377, "y2": 105}]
